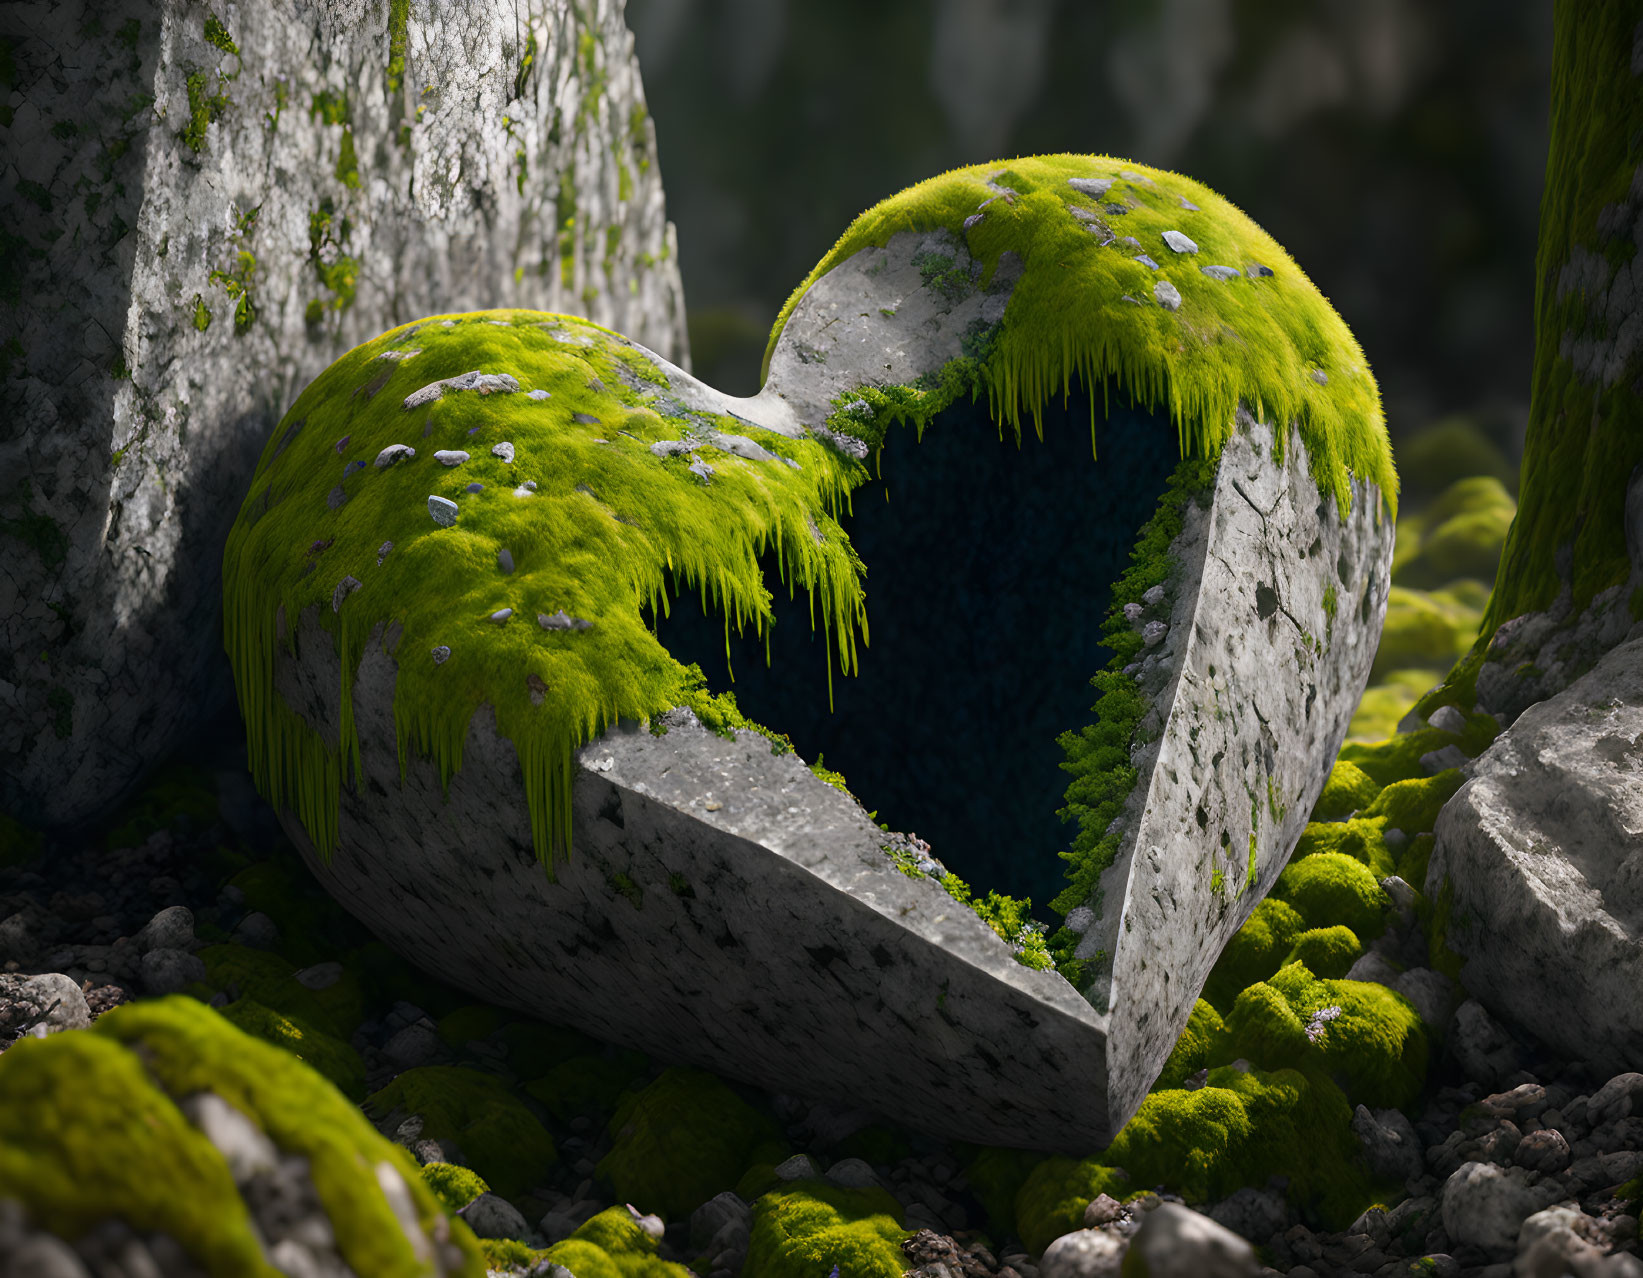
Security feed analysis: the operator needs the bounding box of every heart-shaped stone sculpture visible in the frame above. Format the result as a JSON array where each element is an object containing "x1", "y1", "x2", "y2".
[{"x1": 225, "y1": 155, "x2": 1396, "y2": 1151}]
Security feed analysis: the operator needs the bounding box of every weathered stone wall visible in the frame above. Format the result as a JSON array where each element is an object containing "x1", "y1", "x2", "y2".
[{"x1": 0, "y1": 0, "x2": 688, "y2": 830}]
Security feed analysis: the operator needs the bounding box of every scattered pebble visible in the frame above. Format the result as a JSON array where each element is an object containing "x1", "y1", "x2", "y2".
[
  {"x1": 497, "y1": 549, "x2": 514, "y2": 574},
  {"x1": 489, "y1": 609, "x2": 513, "y2": 625},
  {"x1": 375, "y1": 444, "x2": 416, "y2": 468},
  {"x1": 1154, "y1": 280, "x2": 1183, "y2": 311},
  {"x1": 1067, "y1": 177, "x2": 1115, "y2": 198},
  {"x1": 1249, "y1": 264, "x2": 1274, "y2": 277},
  {"x1": 428, "y1": 495, "x2": 459, "y2": 527},
  {"x1": 538, "y1": 610, "x2": 593, "y2": 632},
  {"x1": 1179, "y1": 196, "x2": 1200, "y2": 210},
  {"x1": 431, "y1": 645, "x2": 450, "y2": 664},
  {"x1": 1201, "y1": 265, "x2": 1241, "y2": 281},
  {"x1": 343, "y1": 459, "x2": 365, "y2": 477},
  {"x1": 376, "y1": 541, "x2": 393, "y2": 566},
  {"x1": 465, "y1": 483, "x2": 483, "y2": 493},
  {"x1": 326, "y1": 485, "x2": 348, "y2": 510},
  {"x1": 1134, "y1": 255, "x2": 1160, "y2": 270},
  {"x1": 1120, "y1": 295, "x2": 1144, "y2": 305},
  {"x1": 1119, "y1": 169, "x2": 1154, "y2": 184},
  {"x1": 331, "y1": 576, "x2": 361, "y2": 613},
  {"x1": 1162, "y1": 230, "x2": 1199, "y2": 254},
  {"x1": 334, "y1": 435, "x2": 351, "y2": 453},
  {"x1": 1310, "y1": 368, "x2": 1329, "y2": 385},
  {"x1": 308, "y1": 539, "x2": 333, "y2": 555},
  {"x1": 492, "y1": 442, "x2": 515, "y2": 463},
  {"x1": 434, "y1": 450, "x2": 470, "y2": 467},
  {"x1": 527, "y1": 389, "x2": 551, "y2": 401},
  {"x1": 963, "y1": 213, "x2": 985, "y2": 231},
  {"x1": 572, "y1": 413, "x2": 601, "y2": 426}
]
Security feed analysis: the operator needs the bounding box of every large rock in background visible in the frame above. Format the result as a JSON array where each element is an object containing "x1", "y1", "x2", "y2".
[{"x1": 0, "y1": 0, "x2": 688, "y2": 832}]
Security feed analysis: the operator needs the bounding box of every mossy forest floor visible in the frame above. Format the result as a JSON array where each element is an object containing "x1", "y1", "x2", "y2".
[{"x1": 2, "y1": 415, "x2": 1638, "y2": 1277}]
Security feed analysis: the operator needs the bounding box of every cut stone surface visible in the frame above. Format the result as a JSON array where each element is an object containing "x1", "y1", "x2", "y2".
[
  {"x1": 1428, "y1": 633, "x2": 1643, "y2": 1078},
  {"x1": 0, "y1": 0, "x2": 687, "y2": 832}
]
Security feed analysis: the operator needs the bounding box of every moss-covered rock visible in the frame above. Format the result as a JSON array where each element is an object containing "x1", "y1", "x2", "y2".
[
  {"x1": 197, "y1": 942, "x2": 364, "y2": 1042},
  {"x1": 522, "y1": 1050, "x2": 652, "y2": 1124},
  {"x1": 365, "y1": 1064, "x2": 557, "y2": 1202},
  {"x1": 1288, "y1": 818, "x2": 1398, "y2": 879},
  {"x1": 1347, "y1": 668, "x2": 1443, "y2": 743},
  {"x1": 1361, "y1": 771, "x2": 1466, "y2": 836},
  {"x1": 0, "y1": 995, "x2": 484, "y2": 1276},
  {"x1": 595, "y1": 1066, "x2": 788, "y2": 1222},
  {"x1": 1155, "y1": 998, "x2": 1229, "y2": 1089},
  {"x1": 480, "y1": 1204, "x2": 699, "y2": 1278},
  {"x1": 743, "y1": 1179, "x2": 910, "y2": 1278},
  {"x1": 1272, "y1": 852, "x2": 1390, "y2": 944},
  {"x1": 1282, "y1": 926, "x2": 1363, "y2": 979},
  {"x1": 1311, "y1": 760, "x2": 1381, "y2": 821},
  {"x1": 1391, "y1": 476, "x2": 1516, "y2": 589},
  {"x1": 421, "y1": 1162, "x2": 489, "y2": 1214},
  {"x1": 215, "y1": 996, "x2": 366, "y2": 1101},
  {"x1": 1202, "y1": 897, "x2": 1306, "y2": 1010},
  {"x1": 1012, "y1": 1157, "x2": 1132, "y2": 1257}
]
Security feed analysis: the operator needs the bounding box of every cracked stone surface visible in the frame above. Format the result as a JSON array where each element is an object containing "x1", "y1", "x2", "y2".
[{"x1": 0, "y1": 0, "x2": 687, "y2": 830}]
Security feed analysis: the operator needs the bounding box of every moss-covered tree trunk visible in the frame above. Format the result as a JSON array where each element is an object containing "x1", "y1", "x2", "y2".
[
  {"x1": 1443, "y1": 0, "x2": 1643, "y2": 721},
  {"x1": 1482, "y1": 0, "x2": 1643, "y2": 635}
]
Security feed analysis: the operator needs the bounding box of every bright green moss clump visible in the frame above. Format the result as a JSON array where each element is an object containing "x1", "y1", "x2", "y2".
[
  {"x1": 743, "y1": 1179, "x2": 910, "y2": 1278},
  {"x1": 595, "y1": 1066, "x2": 788, "y2": 1222},
  {"x1": 1312, "y1": 760, "x2": 1381, "y2": 821},
  {"x1": 420, "y1": 1161, "x2": 489, "y2": 1213},
  {"x1": 214, "y1": 997, "x2": 366, "y2": 1101},
  {"x1": 223, "y1": 311, "x2": 869, "y2": 872},
  {"x1": 764, "y1": 154, "x2": 1396, "y2": 520},
  {"x1": 1201, "y1": 896, "x2": 1305, "y2": 1009},
  {"x1": 0, "y1": 996, "x2": 484, "y2": 1276},
  {"x1": 1282, "y1": 925, "x2": 1363, "y2": 979},
  {"x1": 1272, "y1": 851, "x2": 1390, "y2": 943}
]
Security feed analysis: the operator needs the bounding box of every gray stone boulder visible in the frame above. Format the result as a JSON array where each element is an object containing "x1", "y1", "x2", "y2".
[
  {"x1": 0, "y1": 0, "x2": 687, "y2": 832},
  {"x1": 0, "y1": 972, "x2": 91, "y2": 1043},
  {"x1": 240, "y1": 160, "x2": 1394, "y2": 1150},
  {"x1": 1122, "y1": 1202, "x2": 1261, "y2": 1278},
  {"x1": 1428, "y1": 634, "x2": 1643, "y2": 1078}
]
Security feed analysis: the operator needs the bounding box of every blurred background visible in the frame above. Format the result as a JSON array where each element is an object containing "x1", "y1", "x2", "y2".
[{"x1": 627, "y1": 0, "x2": 1551, "y2": 739}]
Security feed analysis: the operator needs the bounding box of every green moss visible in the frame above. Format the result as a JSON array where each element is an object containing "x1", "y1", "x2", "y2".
[
  {"x1": 180, "y1": 69, "x2": 229, "y2": 153},
  {"x1": 224, "y1": 312, "x2": 870, "y2": 872},
  {"x1": 743, "y1": 1180, "x2": 909, "y2": 1278},
  {"x1": 1361, "y1": 771, "x2": 1465, "y2": 836},
  {"x1": 208, "y1": 249, "x2": 257, "y2": 334},
  {"x1": 1311, "y1": 760, "x2": 1381, "y2": 821},
  {"x1": 197, "y1": 943, "x2": 363, "y2": 1042},
  {"x1": 1288, "y1": 817, "x2": 1397, "y2": 879},
  {"x1": 1272, "y1": 851, "x2": 1390, "y2": 942},
  {"x1": 1046, "y1": 454, "x2": 1218, "y2": 991},
  {"x1": 1338, "y1": 714, "x2": 1497, "y2": 788},
  {"x1": 1202, "y1": 896, "x2": 1305, "y2": 1011},
  {"x1": 386, "y1": 0, "x2": 410, "y2": 98},
  {"x1": 514, "y1": 30, "x2": 538, "y2": 99},
  {"x1": 1282, "y1": 926, "x2": 1363, "y2": 979},
  {"x1": 1396, "y1": 833, "x2": 1435, "y2": 895},
  {"x1": 214, "y1": 996, "x2": 366, "y2": 1100},
  {"x1": 1104, "y1": 1065, "x2": 1380, "y2": 1230},
  {"x1": 935, "y1": 873, "x2": 1054, "y2": 971},
  {"x1": 0, "y1": 997, "x2": 485, "y2": 1276},
  {"x1": 1479, "y1": 0, "x2": 1643, "y2": 637},
  {"x1": 522, "y1": 1051, "x2": 652, "y2": 1123},
  {"x1": 421, "y1": 1161, "x2": 489, "y2": 1213},
  {"x1": 365, "y1": 1064, "x2": 557, "y2": 1201},
  {"x1": 1012, "y1": 1158, "x2": 1131, "y2": 1257},
  {"x1": 1426, "y1": 876, "x2": 1466, "y2": 986},
  {"x1": 1264, "y1": 964, "x2": 1428, "y2": 1109},
  {"x1": 763, "y1": 156, "x2": 1395, "y2": 520},
  {"x1": 193, "y1": 293, "x2": 211, "y2": 330},
  {"x1": 1372, "y1": 584, "x2": 1486, "y2": 683},
  {"x1": 336, "y1": 127, "x2": 360, "y2": 189},
  {"x1": 595, "y1": 1066, "x2": 786, "y2": 1221},
  {"x1": 203, "y1": 13, "x2": 238, "y2": 59},
  {"x1": 1155, "y1": 997, "x2": 1228, "y2": 1088},
  {"x1": 955, "y1": 1146, "x2": 1041, "y2": 1243},
  {"x1": 1392, "y1": 478, "x2": 1515, "y2": 590}
]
